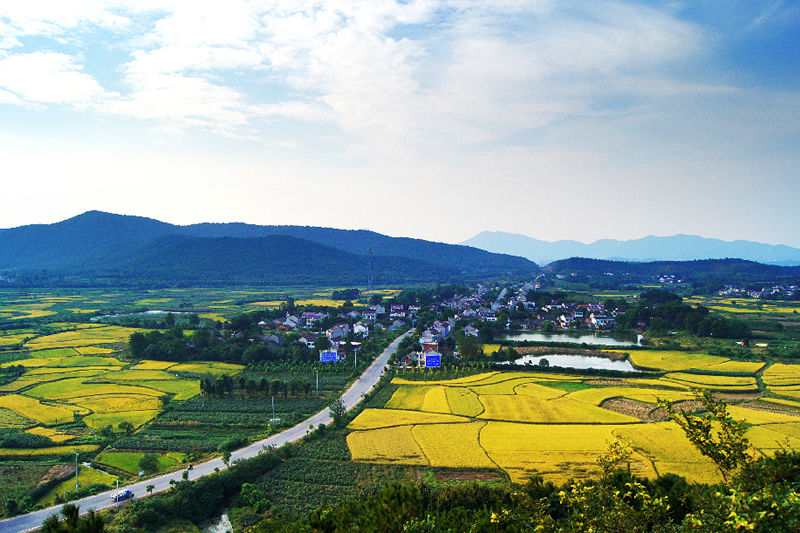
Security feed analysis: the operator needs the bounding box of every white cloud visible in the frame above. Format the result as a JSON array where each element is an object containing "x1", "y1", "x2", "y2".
[
  {"x1": 0, "y1": 0, "x2": 716, "y2": 143},
  {"x1": 0, "y1": 52, "x2": 104, "y2": 104}
]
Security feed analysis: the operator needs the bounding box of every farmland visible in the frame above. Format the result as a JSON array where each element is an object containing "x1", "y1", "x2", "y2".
[
  {"x1": 0, "y1": 286, "x2": 391, "y2": 516},
  {"x1": 348, "y1": 356, "x2": 800, "y2": 484}
]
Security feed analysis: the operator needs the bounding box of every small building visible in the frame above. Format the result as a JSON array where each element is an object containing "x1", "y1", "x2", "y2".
[{"x1": 353, "y1": 322, "x2": 369, "y2": 337}]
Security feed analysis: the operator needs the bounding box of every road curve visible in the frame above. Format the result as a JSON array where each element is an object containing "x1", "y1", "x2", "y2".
[{"x1": 0, "y1": 330, "x2": 411, "y2": 533}]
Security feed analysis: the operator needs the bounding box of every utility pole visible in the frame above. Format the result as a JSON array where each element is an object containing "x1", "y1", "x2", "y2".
[
  {"x1": 271, "y1": 396, "x2": 275, "y2": 420},
  {"x1": 315, "y1": 369, "x2": 319, "y2": 396},
  {"x1": 74, "y1": 452, "x2": 79, "y2": 492}
]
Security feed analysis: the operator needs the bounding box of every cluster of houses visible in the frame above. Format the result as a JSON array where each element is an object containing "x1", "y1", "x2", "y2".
[
  {"x1": 719, "y1": 284, "x2": 799, "y2": 300},
  {"x1": 555, "y1": 304, "x2": 617, "y2": 329},
  {"x1": 252, "y1": 302, "x2": 430, "y2": 364}
]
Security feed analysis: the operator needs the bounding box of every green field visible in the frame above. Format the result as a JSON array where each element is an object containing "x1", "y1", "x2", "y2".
[{"x1": 95, "y1": 450, "x2": 187, "y2": 475}]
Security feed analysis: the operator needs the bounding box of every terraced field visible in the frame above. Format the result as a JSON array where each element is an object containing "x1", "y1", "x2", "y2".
[
  {"x1": 348, "y1": 362, "x2": 800, "y2": 484},
  {"x1": 0, "y1": 316, "x2": 242, "y2": 444}
]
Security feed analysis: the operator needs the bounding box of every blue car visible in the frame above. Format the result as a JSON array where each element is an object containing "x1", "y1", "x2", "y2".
[{"x1": 111, "y1": 489, "x2": 134, "y2": 502}]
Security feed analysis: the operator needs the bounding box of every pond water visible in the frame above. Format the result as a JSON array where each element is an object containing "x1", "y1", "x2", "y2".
[
  {"x1": 508, "y1": 354, "x2": 641, "y2": 372},
  {"x1": 91, "y1": 310, "x2": 187, "y2": 321},
  {"x1": 501, "y1": 331, "x2": 639, "y2": 346}
]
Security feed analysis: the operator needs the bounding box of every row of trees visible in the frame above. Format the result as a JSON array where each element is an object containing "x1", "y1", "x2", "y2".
[{"x1": 199, "y1": 375, "x2": 313, "y2": 398}]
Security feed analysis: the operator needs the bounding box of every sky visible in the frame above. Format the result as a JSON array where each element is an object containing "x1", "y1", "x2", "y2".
[{"x1": 1, "y1": 1, "x2": 799, "y2": 246}]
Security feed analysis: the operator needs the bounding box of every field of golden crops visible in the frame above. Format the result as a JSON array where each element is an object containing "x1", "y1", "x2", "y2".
[
  {"x1": 622, "y1": 350, "x2": 728, "y2": 371},
  {"x1": 349, "y1": 364, "x2": 800, "y2": 484}
]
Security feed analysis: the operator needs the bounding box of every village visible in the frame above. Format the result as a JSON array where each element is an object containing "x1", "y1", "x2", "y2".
[{"x1": 241, "y1": 282, "x2": 624, "y2": 370}]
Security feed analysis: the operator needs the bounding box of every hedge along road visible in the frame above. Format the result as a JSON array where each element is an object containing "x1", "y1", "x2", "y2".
[{"x1": 1, "y1": 330, "x2": 413, "y2": 533}]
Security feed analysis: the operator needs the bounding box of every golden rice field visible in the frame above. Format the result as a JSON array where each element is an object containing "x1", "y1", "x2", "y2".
[
  {"x1": 622, "y1": 350, "x2": 728, "y2": 371},
  {"x1": 662, "y1": 372, "x2": 758, "y2": 391},
  {"x1": 25, "y1": 426, "x2": 75, "y2": 443},
  {"x1": 349, "y1": 364, "x2": 800, "y2": 484},
  {"x1": 248, "y1": 298, "x2": 363, "y2": 308},
  {"x1": 0, "y1": 319, "x2": 231, "y2": 436},
  {"x1": 762, "y1": 363, "x2": 800, "y2": 387},
  {"x1": 170, "y1": 361, "x2": 244, "y2": 375},
  {"x1": 482, "y1": 344, "x2": 502, "y2": 355},
  {"x1": 25, "y1": 325, "x2": 143, "y2": 349},
  {"x1": 133, "y1": 360, "x2": 178, "y2": 370},
  {"x1": 0, "y1": 444, "x2": 99, "y2": 457},
  {"x1": 0, "y1": 395, "x2": 78, "y2": 425}
]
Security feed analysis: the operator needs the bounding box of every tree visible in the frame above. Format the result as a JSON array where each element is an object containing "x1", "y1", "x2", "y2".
[
  {"x1": 329, "y1": 398, "x2": 346, "y2": 427},
  {"x1": 314, "y1": 335, "x2": 331, "y2": 353},
  {"x1": 222, "y1": 450, "x2": 232, "y2": 468},
  {"x1": 659, "y1": 390, "x2": 752, "y2": 482},
  {"x1": 118, "y1": 421, "x2": 134, "y2": 436},
  {"x1": 138, "y1": 453, "x2": 159, "y2": 474},
  {"x1": 128, "y1": 332, "x2": 147, "y2": 358},
  {"x1": 146, "y1": 484, "x2": 154, "y2": 495}
]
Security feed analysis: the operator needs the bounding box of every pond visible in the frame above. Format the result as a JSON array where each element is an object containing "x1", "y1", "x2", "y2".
[
  {"x1": 500, "y1": 331, "x2": 639, "y2": 347},
  {"x1": 508, "y1": 354, "x2": 641, "y2": 372}
]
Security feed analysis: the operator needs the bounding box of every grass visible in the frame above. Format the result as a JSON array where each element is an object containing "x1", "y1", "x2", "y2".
[
  {"x1": 39, "y1": 465, "x2": 117, "y2": 506},
  {"x1": 95, "y1": 451, "x2": 186, "y2": 475},
  {"x1": 83, "y1": 410, "x2": 161, "y2": 430}
]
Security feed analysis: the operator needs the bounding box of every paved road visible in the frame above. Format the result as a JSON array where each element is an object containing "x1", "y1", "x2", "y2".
[{"x1": 0, "y1": 330, "x2": 411, "y2": 533}]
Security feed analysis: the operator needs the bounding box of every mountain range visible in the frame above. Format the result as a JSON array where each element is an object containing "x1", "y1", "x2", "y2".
[
  {"x1": 0, "y1": 211, "x2": 536, "y2": 286},
  {"x1": 461, "y1": 231, "x2": 800, "y2": 266}
]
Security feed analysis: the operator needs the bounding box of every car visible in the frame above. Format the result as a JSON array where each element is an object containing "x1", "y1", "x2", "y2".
[{"x1": 111, "y1": 489, "x2": 134, "y2": 502}]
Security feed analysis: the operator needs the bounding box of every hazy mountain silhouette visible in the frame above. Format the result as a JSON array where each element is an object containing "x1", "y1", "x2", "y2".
[{"x1": 462, "y1": 231, "x2": 800, "y2": 266}]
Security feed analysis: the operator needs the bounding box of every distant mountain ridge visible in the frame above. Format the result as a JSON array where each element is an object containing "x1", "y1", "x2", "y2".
[
  {"x1": 0, "y1": 211, "x2": 536, "y2": 285},
  {"x1": 462, "y1": 231, "x2": 800, "y2": 266}
]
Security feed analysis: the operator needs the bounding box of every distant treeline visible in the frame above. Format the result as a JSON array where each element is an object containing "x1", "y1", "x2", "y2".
[
  {"x1": 547, "y1": 257, "x2": 800, "y2": 292},
  {"x1": 615, "y1": 290, "x2": 751, "y2": 339}
]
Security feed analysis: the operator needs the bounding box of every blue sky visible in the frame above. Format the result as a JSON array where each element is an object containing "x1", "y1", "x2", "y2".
[{"x1": 1, "y1": 1, "x2": 798, "y2": 246}]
